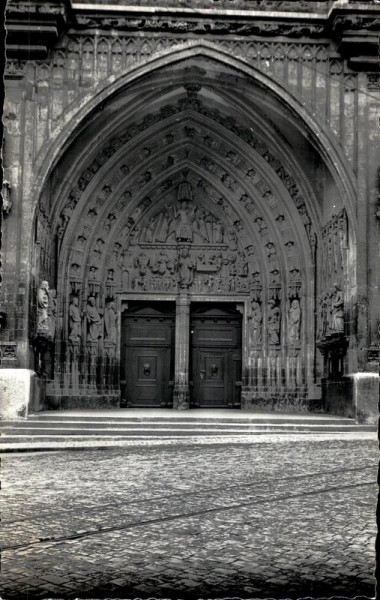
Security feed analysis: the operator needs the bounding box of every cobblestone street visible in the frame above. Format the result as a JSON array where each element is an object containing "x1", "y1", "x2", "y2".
[{"x1": 0, "y1": 436, "x2": 377, "y2": 599}]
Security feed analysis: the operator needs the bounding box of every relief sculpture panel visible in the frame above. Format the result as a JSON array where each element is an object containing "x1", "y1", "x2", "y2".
[{"x1": 118, "y1": 179, "x2": 259, "y2": 296}]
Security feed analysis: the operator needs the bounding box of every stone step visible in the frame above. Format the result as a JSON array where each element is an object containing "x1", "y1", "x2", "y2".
[
  {"x1": 1, "y1": 427, "x2": 376, "y2": 440},
  {"x1": 1, "y1": 424, "x2": 376, "y2": 436},
  {"x1": 1, "y1": 419, "x2": 366, "y2": 430},
  {"x1": 25, "y1": 413, "x2": 357, "y2": 425},
  {"x1": 1, "y1": 411, "x2": 375, "y2": 452}
]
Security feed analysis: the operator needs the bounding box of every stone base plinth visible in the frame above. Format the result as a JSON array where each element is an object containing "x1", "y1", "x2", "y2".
[
  {"x1": 322, "y1": 377, "x2": 355, "y2": 419},
  {"x1": 0, "y1": 369, "x2": 39, "y2": 420},
  {"x1": 240, "y1": 387, "x2": 321, "y2": 413},
  {"x1": 322, "y1": 373, "x2": 378, "y2": 423},
  {"x1": 173, "y1": 384, "x2": 190, "y2": 409},
  {"x1": 351, "y1": 373, "x2": 378, "y2": 424},
  {"x1": 45, "y1": 394, "x2": 120, "y2": 410}
]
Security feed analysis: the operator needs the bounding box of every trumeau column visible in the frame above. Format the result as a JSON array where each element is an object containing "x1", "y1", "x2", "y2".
[{"x1": 173, "y1": 293, "x2": 190, "y2": 410}]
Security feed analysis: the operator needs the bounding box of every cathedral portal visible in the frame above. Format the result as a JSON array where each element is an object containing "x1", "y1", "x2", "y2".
[{"x1": 2, "y1": 2, "x2": 380, "y2": 420}]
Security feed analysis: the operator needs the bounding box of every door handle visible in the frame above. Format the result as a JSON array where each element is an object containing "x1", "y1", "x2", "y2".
[{"x1": 200, "y1": 369, "x2": 206, "y2": 380}]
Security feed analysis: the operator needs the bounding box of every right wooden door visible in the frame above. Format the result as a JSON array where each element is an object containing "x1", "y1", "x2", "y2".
[{"x1": 190, "y1": 304, "x2": 242, "y2": 408}]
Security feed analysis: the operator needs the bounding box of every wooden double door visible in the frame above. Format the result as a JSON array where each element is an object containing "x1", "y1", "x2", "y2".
[{"x1": 121, "y1": 302, "x2": 242, "y2": 408}]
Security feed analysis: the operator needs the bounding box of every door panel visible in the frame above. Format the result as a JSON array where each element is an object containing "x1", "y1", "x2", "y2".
[
  {"x1": 128, "y1": 349, "x2": 166, "y2": 406},
  {"x1": 190, "y1": 304, "x2": 242, "y2": 408},
  {"x1": 198, "y1": 351, "x2": 228, "y2": 407},
  {"x1": 121, "y1": 303, "x2": 175, "y2": 408}
]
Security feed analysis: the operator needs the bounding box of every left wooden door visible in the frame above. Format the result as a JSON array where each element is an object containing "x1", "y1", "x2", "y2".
[{"x1": 121, "y1": 303, "x2": 175, "y2": 407}]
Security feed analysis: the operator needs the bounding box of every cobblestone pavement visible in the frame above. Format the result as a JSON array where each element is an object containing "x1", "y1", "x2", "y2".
[{"x1": 0, "y1": 437, "x2": 377, "y2": 599}]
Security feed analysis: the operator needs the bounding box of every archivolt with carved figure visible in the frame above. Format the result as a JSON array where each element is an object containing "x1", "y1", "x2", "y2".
[{"x1": 26, "y1": 58, "x2": 358, "y2": 414}]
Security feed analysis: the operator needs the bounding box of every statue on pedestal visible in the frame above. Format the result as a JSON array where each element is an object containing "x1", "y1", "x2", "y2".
[
  {"x1": 250, "y1": 301, "x2": 263, "y2": 345},
  {"x1": 177, "y1": 247, "x2": 195, "y2": 289},
  {"x1": 330, "y1": 283, "x2": 344, "y2": 335},
  {"x1": 86, "y1": 296, "x2": 103, "y2": 342},
  {"x1": 37, "y1": 281, "x2": 50, "y2": 334},
  {"x1": 68, "y1": 296, "x2": 82, "y2": 342},
  {"x1": 288, "y1": 298, "x2": 302, "y2": 344},
  {"x1": 268, "y1": 299, "x2": 281, "y2": 345},
  {"x1": 104, "y1": 299, "x2": 117, "y2": 342}
]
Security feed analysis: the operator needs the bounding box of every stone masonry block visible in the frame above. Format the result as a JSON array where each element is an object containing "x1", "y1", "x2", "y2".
[{"x1": 0, "y1": 369, "x2": 38, "y2": 420}]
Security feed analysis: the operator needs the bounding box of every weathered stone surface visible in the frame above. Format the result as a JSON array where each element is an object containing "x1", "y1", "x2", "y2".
[
  {"x1": 0, "y1": 369, "x2": 36, "y2": 420},
  {"x1": 351, "y1": 373, "x2": 379, "y2": 424}
]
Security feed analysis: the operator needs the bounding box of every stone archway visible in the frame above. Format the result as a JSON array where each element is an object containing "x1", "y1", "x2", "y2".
[{"x1": 30, "y1": 53, "x2": 354, "y2": 412}]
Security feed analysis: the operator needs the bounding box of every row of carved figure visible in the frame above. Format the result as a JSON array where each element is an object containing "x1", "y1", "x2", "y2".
[
  {"x1": 37, "y1": 281, "x2": 117, "y2": 343},
  {"x1": 249, "y1": 298, "x2": 301, "y2": 346},
  {"x1": 68, "y1": 296, "x2": 117, "y2": 343},
  {"x1": 38, "y1": 281, "x2": 343, "y2": 347},
  {"x1": 141, "y1": 200, "x2": 225, "y2": 245},
  {"x1": 118, "y1": 247, "x2": 253, "y2": 292}
]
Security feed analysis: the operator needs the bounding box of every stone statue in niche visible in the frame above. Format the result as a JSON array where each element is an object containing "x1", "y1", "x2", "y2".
[
  {"x1": 57, "y1": 199, "x2": 75, "y2": 237},
  {"x1": 237, "y1": 253, "x2": 248, "y2": 277},
  {"x1": 250, "y1": 301, "x2": 263, "y2": 345},
  {"x1": 68, "y1": 296, "x2": 82, "y2": 342},
  {"x1": 197, "y1": 209, "x2": 212, "y2": 242},
  {"x1": 227, "y1": 229, "x2": 238, "y2": 251},
  {"x1": 268, "y1": 299, "x2": 281, "y2": 345},
  {"x1": 135, "y1": 253, "x2": 150, "y2": 276},
  {"x1": 143, "y1": 217, "x2": 156, "y2": 243},
  {"x1": 86, "y1": 296, "x2": 103, "y2": 342},
  {"x1": 177, "y1": 247, "x2": 195, "y2": 288},
  {"x1": 151, "y1": 251, "x2": 174, "y2": 276},
  {"x1": 48, "y1": 289, "x2": 57, "y2": 339},
  {"x1": 329, "y1": 283, "x2": 344, "y2": 335},
  {"x1": 288, "y1": 299, "x2": 302, "y2": 344},
  {"x1": 174, "y1": 198, "x2": 196, "y2": 242},
  {"x1": 212, "y1": 219, "x2": 224, "y2": 244},
  {"x1": 37, "y1": 281, "x2": 50, "y2": 333},
  {"x1": 121, "y1": 248, "x2": 134, "y2": 290},
  {"x1": 298, "y1": 204, "x2": 311, "y2": 237},
  {"x1": 254, "y1": 216, "x2": 267, "y2": 235},
  {"x1": 153, "y1": 204, "x2": 171, "y2": 242},
  {"x1": 104, "y1": 299, "x2": 117, "y2": 342}
]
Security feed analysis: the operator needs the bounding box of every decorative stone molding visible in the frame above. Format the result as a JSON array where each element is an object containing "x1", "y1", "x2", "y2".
[
  {"x1": 367, "y1": 74, "x2": 380, "y2": 90},
  {"x1": 0, "y1": 342, "x2": 18, "y2": 366}
]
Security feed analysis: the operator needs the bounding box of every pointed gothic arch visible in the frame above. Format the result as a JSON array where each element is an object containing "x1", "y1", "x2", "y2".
[{"x1": 28, "y1": 46, "x2": 355, "y2": 410}]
